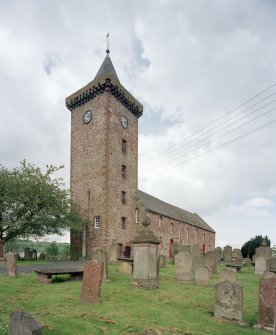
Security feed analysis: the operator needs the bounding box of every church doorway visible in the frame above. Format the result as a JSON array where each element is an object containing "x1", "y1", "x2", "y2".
[{"x1": 169, "y1": 239, "x2": 174, "y2": 258}]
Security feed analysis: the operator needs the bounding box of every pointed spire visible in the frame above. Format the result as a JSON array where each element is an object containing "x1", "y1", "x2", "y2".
[{"x1": 94, "y1": 33, "x2": 119, "y2": 82}]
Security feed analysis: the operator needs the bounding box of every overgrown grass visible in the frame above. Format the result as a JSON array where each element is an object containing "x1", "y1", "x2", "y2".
[{"x1": 0, "y1": 263, "x2": 265, "y2": 335}]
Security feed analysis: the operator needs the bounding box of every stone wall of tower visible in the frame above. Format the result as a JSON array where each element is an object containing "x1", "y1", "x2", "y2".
[{"x1": 70, "y1": 87, "x2": 139, "y2": 259}]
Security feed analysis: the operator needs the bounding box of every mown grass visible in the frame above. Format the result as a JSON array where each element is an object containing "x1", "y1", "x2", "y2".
[{"x1": 0, "y1": 262, "x2": 266, "y2": 335}]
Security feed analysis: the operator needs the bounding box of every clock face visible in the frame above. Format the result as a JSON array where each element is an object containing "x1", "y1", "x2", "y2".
[
  {"x1": 83, "y1": 110, "x2": 92, "y2": 124},
  {"x1": 121, "y1": 115, "x2": 128, "y2": 129}
]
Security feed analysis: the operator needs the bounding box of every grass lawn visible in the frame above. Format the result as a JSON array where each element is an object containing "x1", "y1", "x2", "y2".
[{"x1": 0, "y1": 262, "x2": 266, "y2": 335}]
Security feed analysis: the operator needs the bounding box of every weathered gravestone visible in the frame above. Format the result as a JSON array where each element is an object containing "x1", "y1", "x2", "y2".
[
  {"x1": 131, "y1": 217, "x2": 160, "y2": 289},
  {"x1": 119, "y1": 259, "x2": 133, "y2": 274},
  {"x1": 214, "y1": 281, "x2": 243, "y2": 321},
  {"x1": 223, "y1": 245, "x2": 232, "y2": 262},
  {"x1": 205, "y1": 250, "x2": 217, "y2": 275},
  {"x1": 255, "y1": 257, "x2": 267, "y2": 275},
  {"x1": 9, "y1": 311, "x2": 42, "y2": 335},
  {"x1": 232, "y1": 249, "x2": 243, "y2": 261},
  {"x1": 258, "y1": 272, "x2": 276, "y2": 328},
  {"x1": 6, "y1": 253, "x2": 17, "y2": 277},
  {"x1": 267, "y1": 257, "x2": 276, "y2": 273},
  {"x1": 215, "y1": 247, "x2": 223, "y2": 261},
  {"x1": 158, "y1": 255, "x2": 166, "y2": 268},
  {"x1": 92, "y1": 247, "x2": 108, "y2": 280},
  {"x1": 175, "y1": 251, "x2": 193, "y2": 282},
  {"x1": 24, "y1": 248, "x2": 32, "y2": 261},
  {"x1": 195, "y1": 266, "x2": 209, "y2": 286},
  {"x1": 109, "y1": 241, "x2": 118, "y2": 263},
  {"x1": 192, "y1": 243, "x2": 202, "y2": 274},
  {"x1": 220, "y1": 269, "x2": 236, "y2": 282},
  {"x1": 38, "y1": 253, "x2": 45, "y2": 261},
  {"x1": 80, "y1": 260, "x2": 103, "y2": 304},
  {"x1": 31, "y1": 250, "x2": 37, "y2": 261},
  {"x1": 256, "y1": 240, "x2": 272, "y2": 259}
]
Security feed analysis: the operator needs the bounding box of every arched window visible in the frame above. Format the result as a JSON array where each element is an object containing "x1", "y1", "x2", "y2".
[{"x1": 170, "y1": 222, "x2": 173, "y2": 234}]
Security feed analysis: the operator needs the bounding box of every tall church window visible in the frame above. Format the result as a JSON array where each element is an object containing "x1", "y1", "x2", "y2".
[
  {"x1": 95, "y1": 216, "x2": 101, "y2": 229},
  {"x1": 122, "y1": 139, "x2": 127, "y2": 154},
  {"x1": 122, "y1": 165, "x2": 126, "y2": 178},
  {"x1": 159, "y1": 216, "x2": 162, "y2": 228},
  {"x1": 121, "y1": 217, "x2": 126, "y2": 229},
  {"x1": 135, "y1": 208, "x2": 139, "y2": 223},
  {"x1": 122, "y1": 191, "x2": 126, "y2": 204},
  {"x1": 170, "y1": 222, "x2": 173, "y2": 234}
]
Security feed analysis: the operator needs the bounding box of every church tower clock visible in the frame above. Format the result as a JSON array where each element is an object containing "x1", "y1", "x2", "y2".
[{"x1": 66, "y1": 48, "x2": 143, "y2": 260}]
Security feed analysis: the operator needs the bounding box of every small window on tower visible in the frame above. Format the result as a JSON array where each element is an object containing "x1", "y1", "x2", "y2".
[
  {"x1": 122, "y1": 191, "x2": 126, "y2": 204},
  {"x1": 135, "y1": 208, "x2": 139, "y2": 223},
  {"x1": 159, "y1": 216, "x2": 162, "y2": 228},
  {"x1": 122, "y1": 139, "x2": 127, "y2": 154},
  {"x1": 121, "y1": 217, "x2": 126, "y2": 229},
  {"x1": 95, "y1": 216, "x2": 101, "y2": 229},
  {"x1": 122, "y1": 165, "x2": 126, "y2": 178}
]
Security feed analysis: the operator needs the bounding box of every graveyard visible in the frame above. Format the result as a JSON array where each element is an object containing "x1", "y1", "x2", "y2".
[{"x1": 0, "y1": 259, "x2": 272, "y2": 335}]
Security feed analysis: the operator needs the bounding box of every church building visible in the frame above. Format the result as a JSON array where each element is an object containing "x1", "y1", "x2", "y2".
[{"x1": 66, "y1": 47, "x2": 215, "y2": 260}]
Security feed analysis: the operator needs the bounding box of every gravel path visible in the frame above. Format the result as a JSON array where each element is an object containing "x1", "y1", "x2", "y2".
[{"x1": 0, "y1": 260, "x2": 86, "y2": 274}]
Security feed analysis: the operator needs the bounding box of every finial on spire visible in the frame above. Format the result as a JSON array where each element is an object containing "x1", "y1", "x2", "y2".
[{"x1": 106, "y1": 33, "x2": 110, "y2": 54}]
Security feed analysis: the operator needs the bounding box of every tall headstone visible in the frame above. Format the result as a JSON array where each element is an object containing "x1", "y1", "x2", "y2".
[
  {"x1": 24, "y1": 248, "x2": 32, "y2": 261},
  {"x1": 192, "y1": 243, "x2": 202, "y2": 274},
  {"x1": 9, "y1": 311, "x2": 42, "y2": 335},
  {"x1": 80, "y1": 260, "x2": 103, "y2": 304},
  {"x1": 267, "y1": 257, "x2": 276, "y2": 273},
  {"x1": 175, "y1": 251, "x2": 193, "y2": 282},
  {"x1": 258, "y1": 272, "x2": 276, "y2": 328},
  {"x1": 92, "y1": 247, "x2": 108, "y2": 280},
  {"x1": 195, "y1": 266, "x2": 209, "y2": 286},
  {"x1": 255, "y1": 257, "x2": 267, "y2": 275},
  {"x1": 31, "y1": 250, "x2": 37, "y2": 261},
  {"x1": 214, "y1": 281, "x2": 243, "y2": 321},
  {"x1": 0, "y1": 239, "x2": 4, "y2": 259},
  {"x1": 131, "y1": 217, "x2": 160, "y2": 289},
  {"x1": 215, "y1": 247, "x2": 223, "y2": 261},
  {"x1": 205, "y1": 250, "x2": 217, "y2": 275},
  {"x1": 6, "y1": 252, "x2": 17, "y2": 277},
  {"x1": 232, "y1": 249, "x2": 243, "y2": 261},
  {"x1": 220, "y1": 269, "x2": 236, "y2": 282},
  {"x1": 223, "y1": 245, "x2": 232, "y2": 262},
  {"x1": 108, "y1": 241, "x2": 118, "y2": 263},
  {"x1": 256, "y1": 240, "x2": 272, "y2": 259},
  {"x1": 158, "y1": 255, "x2": 166, "y2": 268}
]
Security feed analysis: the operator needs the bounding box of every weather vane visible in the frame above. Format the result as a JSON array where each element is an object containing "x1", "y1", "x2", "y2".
[{"x1": 106, "y1": 32, "x2": 110, "y2": 54}]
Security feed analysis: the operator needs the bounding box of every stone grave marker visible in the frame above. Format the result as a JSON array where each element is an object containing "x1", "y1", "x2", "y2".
[
  {"x1": 195, "y1": 266, "x2": 209, "y2": 286},
  {"x1": 92, "y1": 247, "x2": 108, "y2": 280},
  {"x1": 192, "y1": 243, "x2": 202, "y2": 274},
  {"x1": 6, "y1": 252, "x2": 17, "y2": 277},
  {"x1": 255, "y1": 257, "x2": 267, "y2": 275},
  {"x1": 232, "y1": 248, "x2": 243, "y2": 261},
  {"x1": 223, "y1": 245, "x2": 232, "y2": 262},
  {"x1": 220, "y1": 269, "x2": 236, "y2": 282},
  {"x1": 256, "y1": 240, "x2": 272, "y2": 259},
  {"x1": 9, "y1": 311, "x2": 42, "y2": 335},
  {"x1": 175, "y1": 251, "x2": 193, "y2": 282},
  {"x1": 80, "y1": 260, "x2": 103, "y2": 304},
  {"x1": 158, "y1": 255, "x2": 166, "y2": 268},
  {"x1": 205, "y1": 250, "x2": 217, "y2": 275},
  {"x1": 109, "y1": 241, "x2": 118, "y2": 263},
  {"x1": 31, "y1": 250, "x2": 37, "y2": 261},
  {"x1": 24, "y1": 248, "x2": 32, "y2": 261},
  {"x1": 267, "y1": 257, "x2": 276, "y2": 273},
  {"x1": 214, "y1": 280, "x2": 243, "y2": 321},
  {"x1": 214, "y1": 247, "x2": 223, "y2": 261},
  {"x1": 38, "y1": 253, "x2": 45, "y2": 261},
  {"x1": 258, "y1": 271, "x2": 276, "y2": 328}
]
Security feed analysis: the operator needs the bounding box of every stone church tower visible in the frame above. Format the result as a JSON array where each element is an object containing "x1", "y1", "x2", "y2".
[{"x1": 66, "y1": 49, "x2": 143, "y2": 260}]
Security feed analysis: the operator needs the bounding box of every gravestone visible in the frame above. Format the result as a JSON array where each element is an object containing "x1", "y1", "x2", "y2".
[
  {"x1": 92, "y1": 247, "x2": 108, "y2": 280},
  {"x1": 223, "y1": 245, "x2": 232, "y2": 262},
  {"x1": 9, "y1": 311, "x2": 42, "y2": 335},
  {"x1": 6, "y1": 253, "x2": 17, "y2": 277},
  {"x1": 24, "y1": 248, "x2": 32, "y2": 261},
  {"x1": 175, "y1": 251, "x2": 193, "y2": 282},
  {"x1": 214, "y1": 280, "x2": 243, "y2": 321},
  {"x1": 205, "y1": 250, "x2": 217, "y2": 275},
  {"x1": 267, "y1": 257, "x2": 276, "y2": 273},
  {"x1": 258, "y1": 272, "x2": 276, "y2": 328},
  {"x1": 158, "y1": 255, "x2": 166, "y2": 268},
  {"x1": 220, "y1": 269, "x2": 236, "y2": 282},
  {"x1": 256, "y1": 240, "x2": 272, "y2": 259},
  {"x1": 31, "y1": 250, "x2": 37, "y2": 261},
  {"x1": 232, "y1": 249, "x2": 243, "y2": 261},
  {"x1": 195, "y1": 266, "x2": 209, "y2": 286},
  {"x1": 215, "y1": 247, "x2": 223, "y2": 261},
  {"x1": 255, "y1": 257, "x2": 267, "y2": 275},
  {"x1": 15, "y1": 253, "x2": 20, "y2": 261},
  {"x1": 109, "y1": 242, "x2": 118, "y2": 263},
  {"x1": 38, "y1": 253, "x2": 45, "y2": 261},
  {"x1": 192, "y1": 243, "x2": 202, "y2": 274},
  {"x1": 0, "y1": 239, "x2": 4, "y2": 259},
  {"x1": 80, "y1": 260, "x2": 103, "y2": 304},
  {"x1": 131, "y1": 217, "x2": 160, "y2": 289},
  {"x1": 119, "y1": 260, "x2": 133, "y2": 274}
]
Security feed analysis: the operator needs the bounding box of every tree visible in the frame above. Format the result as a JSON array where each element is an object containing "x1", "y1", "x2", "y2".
[
  {"x1": 45, "y1": 242, "x2": 59, "y2": 256},
  {"x1": 0, "y1": 161, "x2": 85, "y2": 245},
  {"x1": 241, "y1": 235, "x2": 270, "y2": 259}
]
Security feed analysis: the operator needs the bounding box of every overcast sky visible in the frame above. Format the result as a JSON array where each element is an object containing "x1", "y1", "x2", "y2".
[{"x1": 0, "y1": 0, "x2": 276, "y2": 248}]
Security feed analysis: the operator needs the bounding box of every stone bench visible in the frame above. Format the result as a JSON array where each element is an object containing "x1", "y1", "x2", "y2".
[
  {"x1": 224, "y1": 262, "x2": 244, "y2": 272},
  {"x1": 35, "y1": 268, "x2": 83, "y2": 284}
]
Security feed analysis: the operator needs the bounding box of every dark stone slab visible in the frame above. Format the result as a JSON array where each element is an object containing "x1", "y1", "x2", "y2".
[{"x1": 9, "y1": 311, "x2": 42, "y2": 335}]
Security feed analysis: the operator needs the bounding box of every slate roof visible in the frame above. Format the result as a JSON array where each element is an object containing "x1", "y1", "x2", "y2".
[
  {"x1": 94, "y1": 54, "x2": 119, "y2": 82},
  {"x1": 137, "y1": 190, "x2": 215, "y2": 233}
]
